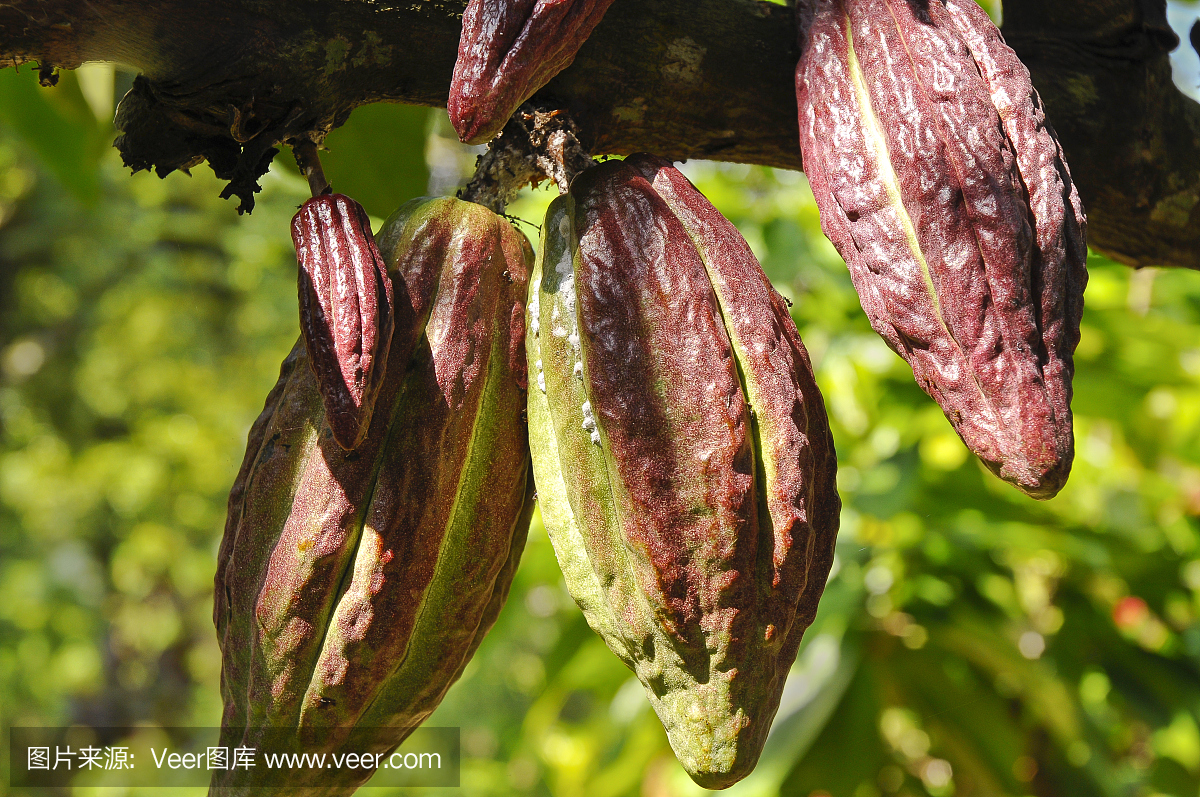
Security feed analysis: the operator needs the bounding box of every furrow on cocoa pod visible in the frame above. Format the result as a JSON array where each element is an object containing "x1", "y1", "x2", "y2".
[
  {"x1": 449, "y1": 0, "x2": 616, "y2": 144},
  {"x1": 292, "y1": 193, "x2": 395, "y2": 451},
  {"x1": 212, "y1": 196, "x2": 532, "y2": 796},
  {"x1": 795, "y1": 0, "x2": 1086, "y2": 498},
  {"x1": 527, "y1": 156, "x2": 839, "y2": 789}
]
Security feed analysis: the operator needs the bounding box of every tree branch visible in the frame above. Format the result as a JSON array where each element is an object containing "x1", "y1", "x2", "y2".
[
  {"x1": 1003, "y1": 0, "x2": 1200, "y2": 269},
  {"x1": 1, "y1": 0, "x2": 1198, "y2": 268}
]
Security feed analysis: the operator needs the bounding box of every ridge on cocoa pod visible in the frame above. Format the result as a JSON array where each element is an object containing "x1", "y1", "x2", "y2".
[
  {"x1": 526, "y1": 153, "x2": 840, "y2": 789},
  {"x1": 795, "y1": 0, "x2": 1087, "y2": 499},
  {"x1": 211, "y1": 196, "x2": 534, "y2": 795}
]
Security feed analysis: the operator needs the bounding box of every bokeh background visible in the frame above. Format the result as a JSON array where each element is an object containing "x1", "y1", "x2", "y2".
[{"x1": 4, "y1": 3, "x2": 1200, "y2": 795}]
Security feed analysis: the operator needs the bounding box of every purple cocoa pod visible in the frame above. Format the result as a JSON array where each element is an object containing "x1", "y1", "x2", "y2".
[
  {"x1": 795, "y1": 0, "x2": 1087, "y2": 498},
  {"x1": 449, "y1": 0, "x2": 616, "y2": 144},
  {"x1": 528, "y1": 155, "x2": 839, "y2": 788},
  {"x1": 292, "y1": 193, "x2": 395, "y2": 451}
]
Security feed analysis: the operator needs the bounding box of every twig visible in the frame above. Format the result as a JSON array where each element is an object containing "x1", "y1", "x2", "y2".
[{"x1": 291, "y1": 139, "x2": 331, "y2": 197}]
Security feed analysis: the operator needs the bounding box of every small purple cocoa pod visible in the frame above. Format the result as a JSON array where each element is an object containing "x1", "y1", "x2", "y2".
[
  {"x1": 449, "y1": 0, "x2": 616, "y2": 144},
  {"x1": 291, "y1": 193, "x2": 395, "y2": 450}
]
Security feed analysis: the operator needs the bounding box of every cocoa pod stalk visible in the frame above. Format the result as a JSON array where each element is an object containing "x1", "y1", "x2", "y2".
[
  {"x1": 291, "y1": 193, "x2": 395, "y2": 451},
  {"x1": 527, "y1": 154, "x2": 839, "y2": 789},
  {"x1": 795, "y1": 0, "x2": 1087, "y2": 498},
  {"x1": 213, "y1": 197, "x2": 533, "y2": 796},
  {"x1": 449, "y1": 0, "x2": 616, "y2": 145}
]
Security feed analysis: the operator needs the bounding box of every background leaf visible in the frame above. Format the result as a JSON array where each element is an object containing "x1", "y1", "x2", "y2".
[
  {"x1": 0, "y1": 67, "x2": 107, "y2": 203},
  {"x1": 274, "y1": 102, "x2": 433, "y2": 218}
]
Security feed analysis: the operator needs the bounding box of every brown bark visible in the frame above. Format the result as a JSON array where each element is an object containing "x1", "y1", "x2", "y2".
[
  {"x1": 1003, "y1": 0, "x2": 1200, "y2": 269},
  {"x1": 0, "y1": 0, "x2": 1197, "y2": 267}
]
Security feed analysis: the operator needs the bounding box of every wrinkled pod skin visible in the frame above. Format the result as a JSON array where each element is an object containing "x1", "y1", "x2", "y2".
[
  {"x1": 527, "y1": 154, "x2": 840, "y2": 789},
  {"x1": 211, "y1": 197, "x2": 534, "y2": 795},
  {"x1": 292, "y1": 193, "x2": 395, "y2": 451},
  {"x1": 449, "y1": 0, "x2": 616, "y2": 144},
  {"x1": 795, "y1": 0, "x2": 1087, "y2": 498}
]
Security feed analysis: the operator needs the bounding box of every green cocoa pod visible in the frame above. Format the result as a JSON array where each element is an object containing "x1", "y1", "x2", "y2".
[
  {"x1": 212, "y1": 197, "x2": 533, "y2": 795},
  {"x1": 527, "y1": 154, "x2": 840, "y2": 789}
]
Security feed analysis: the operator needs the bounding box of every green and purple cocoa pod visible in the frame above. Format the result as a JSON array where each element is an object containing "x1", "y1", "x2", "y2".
[
  {"x1": 527, "y1": 154, "x2": 840, "y2": 789},
  {"x1": 795, "y1": 0, "x2": 1087, "y2": 498},
  {"x1": 449, "y1": 0, "x2": 616, "y2": 144},
  {"x1": 292, "y1": 193, "x2": 395, "y2": 451},
  {"x1": 212, "y1": 197, "x2": 533, "y2": 795}
]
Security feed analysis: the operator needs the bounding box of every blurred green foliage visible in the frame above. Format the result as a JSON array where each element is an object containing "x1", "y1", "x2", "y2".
[
  {"x1": 3, "y1": 50, "x2": 1200, "y2": 797},
  {"x1": 272, "y1": 103, "x2": 433, "y2": 220}
]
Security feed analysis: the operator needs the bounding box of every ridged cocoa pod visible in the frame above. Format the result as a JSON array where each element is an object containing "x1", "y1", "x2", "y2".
[
  {"x1": 795, "y1": 0, "x2": 1087, "y2": 498},
  {"x1": 449, "y1": 0, "x2": 616, "y2": 144},
  {"x1": 291, "y1": 193, "x2": 395, "y2": 451},
  {"x1": 527, "y1": 154, "x2": 840, "y2": 789},
  {"x1": 212, "y1": 197, "x2": 533, "y2": 795}
]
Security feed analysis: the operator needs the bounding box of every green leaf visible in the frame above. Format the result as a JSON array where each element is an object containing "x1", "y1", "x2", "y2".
[
  {"x1": 277, "y1": 102, "x2": 433, "y2": 219},
  {"x1": 0, "y1": 67, "x2": 103, "y2": 203}
]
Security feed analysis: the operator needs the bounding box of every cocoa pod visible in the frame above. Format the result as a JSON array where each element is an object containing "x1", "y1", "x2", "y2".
[
  {"x1": 449, "y1": 0, "x2": 616, "y2": 144},
  {"x1": 527, "y1": 154, "x2": 839, "y2": 789},
  {"x1": 291, "y1": 193, "x2": 395, "y2": 451},
  {"x1": 795, "y1": 0, "x2": 1087, "y2": 498},
  {"x1": 212, "y1": 197, "x2": 533, "y2": 795}
]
